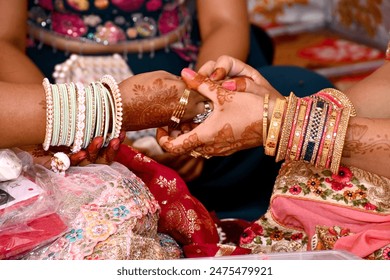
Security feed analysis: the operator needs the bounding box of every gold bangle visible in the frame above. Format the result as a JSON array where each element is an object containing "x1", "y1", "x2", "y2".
[
  {"x1": 169, "y1": 88, "x2": 191, "y2": 129},
  {"x1": 330, "y1": 106, "x2": 352, "y2": 174},
  {"x1": 265, "y1": 97, "x2": 287, "y2": 156},
  {"x1": 276, "y1": 92, "x2": 298, "y2": 162},
  {"x1": 320, "y1": 88, "x2": 357, "y2": 117},
  {"x1": 288, "y1": 99, "x2": 308, "y2": 161},
  {"x1": 316, "y1": 107, "x2": 339, "y2": 169},
  {"x1": 262, "y1": 93, "x2": 269, "y2": 146},
  {"x1": 386, "y1": 41, "x2": 390, "y2": 60}
]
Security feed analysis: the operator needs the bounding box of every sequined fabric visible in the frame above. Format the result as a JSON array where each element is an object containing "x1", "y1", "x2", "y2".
[
  {"x1": 28, "y1": 0, "x2": 189, "y2": 45},
  {"x1": 239, "y1": 161, "x2": 390, "y2": 260}
]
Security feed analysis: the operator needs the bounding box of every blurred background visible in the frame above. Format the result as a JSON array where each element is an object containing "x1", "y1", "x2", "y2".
[{"x1": 248, "y1": 0, "x2": 390, "y2": 91}]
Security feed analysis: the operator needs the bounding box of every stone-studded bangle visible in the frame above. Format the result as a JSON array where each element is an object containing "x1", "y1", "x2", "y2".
[
  {"x1": 276, "y1": 92, "x2": 298, "y2": 162},
  {"x1": 71, "y1": 82, "x2": 86, "y2": 153},
  {"x1": 265, "y1": 97, "x2": 287, "y2": 156},
  {"x1": 100, "y1": 75, "x2": 123, "y2": 145},
  {"x1": 287, "y1": 98, "x2": 307, "y2": 161},
  {"x1": 316, "y1": 106, "x2": 339, "y2": 169}
]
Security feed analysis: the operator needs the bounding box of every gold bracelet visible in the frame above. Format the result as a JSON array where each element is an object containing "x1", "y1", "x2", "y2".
[
  {"x1": 262, "y1": 93, "x2": 270, "y2": 146},
  {"x1": 169, "y1": 88, "x2": 191, "y2": 129},
  {"x1": 288, "y1": 99, "x2": 308, "y2": 161},
  {"x1": 265, "y1": 97, "x2": 287, "y2": 156},
  {"x1": 316, "y1": 107, "x2": 339, "y2": 169},
  {"x1": 276, "y1": 92, "x2": 298, "y2": 162},
  {"x1": 330, "y1": 106, "x2": 352, "y2": 174}
]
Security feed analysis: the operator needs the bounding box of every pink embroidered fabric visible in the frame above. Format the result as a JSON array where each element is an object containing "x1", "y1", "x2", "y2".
[
  {"x1": 22, "y1": 161, "x2": 181, "y2": 260},
  {"x1": 239, "y1": 161, "x2": 390, "y2": 260}
]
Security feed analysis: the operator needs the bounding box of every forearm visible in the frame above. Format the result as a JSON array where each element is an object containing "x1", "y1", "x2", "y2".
[
  {"x1": 345, "y1": 61, "x2": 390, "y2": 118},
  {"x1": 0, "y1": 42, "x2": 44, "y2": 83},
  {"x1": 341, "y1": 117, "x2": 390, "y2": 178},
  {"x1": 195, "y1": 0, "x2": 250, "y2": 70},
  {"x1": 0, "y1": 82, "x2": 46, "y2": 148}
]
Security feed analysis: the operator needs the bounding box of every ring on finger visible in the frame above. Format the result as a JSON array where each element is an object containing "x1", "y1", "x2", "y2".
[{"x1": 193, "y1": 101, "x2": 213, "y2": 124}]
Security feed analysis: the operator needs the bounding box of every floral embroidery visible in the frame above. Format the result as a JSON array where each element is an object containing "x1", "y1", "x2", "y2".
[
  {"x1": 113, "y1": 205, "x2": 130, "y2": 218},
  {"x1": 382, "y1": 247, "x2": 390, "y2": 260},
  {"x1": 65, "y1": 228, "x2": 83, "y2": 242},
  {"x1": 241, "y1": 161, "x2": 390, "y2": 259},
  {"x1": 280, "y1": 164, "x2": 384, "y2": 212}
]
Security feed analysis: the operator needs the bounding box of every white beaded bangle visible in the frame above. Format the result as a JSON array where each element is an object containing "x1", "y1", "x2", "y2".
[
  {"x1": 42, "y1": 78, "x2": 54, "y2": 151},
  {"x1": 100, "y1": 75, "x2": 123, "y2": 144}
]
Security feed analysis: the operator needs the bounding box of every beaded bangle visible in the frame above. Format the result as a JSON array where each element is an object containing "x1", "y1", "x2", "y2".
[
  {"x1": 276, "y1": 92, "x2": 298, "y2": 162},
  {"x1": 262, "y1": 93, "x2": 269, "y2": 146},
  {"x1": 265, "y1": 97, "x2": 287, "y2": 156},
  {"x1": 72, "y1": 82, "x2": 86, "y2": 153},
  {"x1": 99, "y1": 82, "x2": 115, "y2": 145},
  {"x1": 100, "y1": 75, "x2": 123, "y2": 145},
  {"x1": 42, "y1": 78, "x2": 54, "y2": 151},
  {"x1": 170, "y1": 88, "x2": 191, "y2": 129}
]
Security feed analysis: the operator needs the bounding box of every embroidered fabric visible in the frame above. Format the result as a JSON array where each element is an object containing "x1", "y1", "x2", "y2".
[
  {"x1": 22, "y1": 161, "x2": 184, "y2": 260},
  {"x1": 239, "y1": 161, "x2": 390, "y2": 260}
]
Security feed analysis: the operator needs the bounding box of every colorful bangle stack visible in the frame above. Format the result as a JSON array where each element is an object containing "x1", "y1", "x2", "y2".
[
  {"x1": 42, "y1": 75, "x2": 123, "y2": 153},
  {"x1": 264, "y1": 88, "x2": 356, "y2": 174}
]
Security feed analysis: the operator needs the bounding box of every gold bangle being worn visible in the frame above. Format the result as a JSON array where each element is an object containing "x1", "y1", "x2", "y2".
[
  {"x1": 265, "y1": 97, "x2": 287, "y2": 156},
  {"x1": 288, "y1": 99, "x2": 307, "y2": 161},
  {"x1": 169, "y1": 88, "x2": 191, "y2": 129},
  {"x1": 262, "y1": 93, "x2": 270, "y2": 146},
  {"x1": 316, "y1": 107, "x2": 339, "y2": 169},
  {"x1": 276, "y1": 92, "x2": 298, "y2": 162}
]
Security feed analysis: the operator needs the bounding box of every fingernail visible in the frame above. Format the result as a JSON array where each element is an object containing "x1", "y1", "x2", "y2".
[
  {"x1": 112, "y1": 141, "x2": 120, "y2": 151},
  {"x1": 181, "y1": 68, "x2": 196, "y2": 80},
  {"x1": 222, "y1": 80, "x2": 237, "y2": 91},
  {"x1": 96, "y1": 141, "x2": 103, "y2": 149}
]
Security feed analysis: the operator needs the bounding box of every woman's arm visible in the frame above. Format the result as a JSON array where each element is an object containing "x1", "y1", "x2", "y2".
[
  {"x1": 346, "y1": 61, "x2": 390, "y2": 118},
  {"x1": 0, "y1": 0, "x2": 44, "y2": 83},
  {"x1": 342, "y1": 117, "x2": 390, "y2": 178},
  {"x1": 0, "y1": 71, "x2": 206, "y2": 149},
  {"x1": 195, "y1": 0, "x2": 250, "y2": 70}
]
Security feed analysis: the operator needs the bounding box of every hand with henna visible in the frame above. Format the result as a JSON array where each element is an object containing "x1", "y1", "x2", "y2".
[
  {"x1": 156, "y1": 57, "x2": 284, "y2": 158},
  {"x1": 116, "y1": 70, "x2": 209, "y2": 182}
]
